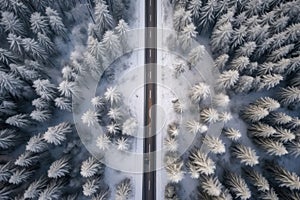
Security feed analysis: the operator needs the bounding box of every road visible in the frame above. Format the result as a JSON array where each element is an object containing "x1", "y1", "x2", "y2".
[{"x1": 143, "y1": 0, "x2": 157, "y2": 199}]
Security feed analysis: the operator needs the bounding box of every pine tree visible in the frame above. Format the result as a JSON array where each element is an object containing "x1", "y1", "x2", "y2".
[
  {"x1": 277, "y1": 86, "x2": 300, "y2": 106},
  {"x1": 108, "y1": 107, "x2": 123, "y2": 121},
  {"x1": 87, "y1": 36, "x2": 103, "y2": 61},
  {"x1": 54, "y1": 97, "x2": 72, "y2": 111},
  {"x1": 186, "y1": 120, "x2": 208, "y2": 134},
  {"x1": 30, "y1": 109, "x2": 51, "y2": 122},
  {"x1": 43, "y1": 122, "x2": 72, "y2": 145},
  {"x1": 223, "y1": 128, "x2": 242, "y2": 141},
  {"x1": 173, "y1": 7, "x2": 192, "y2": 32},
  {"x1": 234, "y1": 75, "x2": 254, "y2": 93},
  {"x1": 254, "y1": 138, "x2": 288, "y2": 156},
  {"x1": 116, "y1": 137, "x2": 129, "y2": 151},
  {"x1": 231, "y1": 144, "x2": 259, "y2": 166},
  {"x1": 0, "y1": 48, "x2": 18, "y2": 66},
  {"x1": 288, "y1": 141, "x2": 300, "y2": 158},
  {"x1": 189, "y1": 82, "x2": 210, "y2": 102},
  {"x1": 198, "y1": 0, "x2": 218, "y2": 31},
  {"x1": 9, "y1": 63, "x2": 40, "y2": 82},
  {"x1": 92, "y1": 189, "x2": 110, "y2": 200},
  {"x1": 244, "y1": 168, "x2": 270, "y2": 191},
  {"x1": 187, "y1": 0, "x2": 202, "y2": 20},
  {"x1": 165, "y1": 159, "x2": 184, "y2": 183},
  {"x1": 30, "y1": 12, "x2": 49, "y2": 35},
  {"x1": 267, "y1": 44, "x2": 294, "y2": 62},
  {"x1": 38, "y1": 179, "x2": 64, "y2": 200},
  {"x1": 81, "y1": 157, "x2": 103, "y2": 178},
  {"x1": 189, "y1": 149, "x2": 215, "y2": 175},
  {"x1": 91, "y1": 96, "x2": 105, "y2": 109},
  {"x1": 7, "y1": 33, "x2": 23, "y2": 56},
  {"x1": 172, "y1": 99, "x2": 184, "y2": 113},
  {"x1": 0, "y1": 162, "x2": 13, "y2": 182},
  {"x1": 15, "y1": 151, "x2": 39, "y2": 167},
  {"x1": 0, "y1": 129, "x2": 17, "y2": 149},
  {"x1": 267, "y1": 164, "x2": 300, "y2": 190},
  {"x1": 24, "y1": 177, "x2": 47, "y2": 199},
  {"x1": 33, "y1": 79, "x2": 56, "y2": 100},
  {"x1": 5, "y1": 114, "x2": 30, "y2": 128},
  {"x1": 258, "y1": 74, "x2": 283, "y2": 91},
  {"x1": 242, "y1": 105, "x2": 269, "y2": 122},
  {"x1": 167, "y1": 122, "x2": 180, "y2": 137},
  {"x1": 0, "y1": 11, "x2": 25, "y2": 35},
  {"x1": 122, "y1": 118, "x2": 138, "y2": 136},
  {"x1": 115, "y1": 178, "x2": 132, "y2": 200},
  {"x1": 9, "y1": 168, "x2": 32, "y2": 185},
  {"x1": 253, "y1": 97, "x2": 280, "y2": 112},
  {"x1": 213, "y1": 93, "x2": 230, "y2": 108},
  {"x1": 202, "y1": 134, "x2": 225, "y2": 154},
  {"x1": 48, "y1": 157, "x2": 70, "y2": 178},
  {"x1": 188, "y1": 45, "x2": 205, "y2": 67},
  {"x1": 216, "y1": 70, "x2": 239, "y2": 90},
  {"x1": 83, "y1": 178, "x2": 100, "y2": 197},
  {"x1": 94, "y1": 1, "x2": 114, "y2": 33},
  {"x1": 22, "y1": 38, "x2": 47, "y2": 62},
  {"x1": 32, "y1": 98, "x2": 49, "y2": 110},
  {"x1": 104, "y1": 86, "x2": 121, "y2": 105},
  {"x1": 200, "y1": 175, "x2": 223, "y2": 197},
  {"x1": 37, "y1": 33, "x2": 55, "y2": 54},
  {"x1": 231, "y1": 25, "x2": 247, "y2": 48},
  {"x1": 178, "y1": 23, "x2": 197, "y2": 51},
  {"x1": 211, "y1": 21, "x2": 232, "y2": 54},
  {"x1": 45, "y1": 7, "x2": 67, "y2": 37},
  {"x1": 259, "y1": 188, "x2": 279, "y2": 200},
  {"x1": 58, "y1": 80, "x2": 78, "y2": 97},
  {"x1": 101, "y1": 30, "x2": 121, "y2": 61},
  {"x1": 82, "y1": 109, "x2": 99, "y2": 127},
  {"x1": 225, "y1": 172, "x2": 251, "y2": 200},
  {"x1": 114, "y1": 19, "x2": 129, "y2": 51},
  {"x1": 0, "y1": 71, "x2": 24, "y2": 97},
  {"x1": 106, "y1": 122, "x2": 120, "y2": 135},
  {"x1": 273, "y1": 127, "x2": 295, "y2": 143},
  {"x1": 200, "y1": 108, "x2": 219, "y2": 124},
  {"x1": 96, "y1": 134, "x2": 111, "y2": 150},
  {"x1": 164, "y1": 136, "x2": 178, "y2": 152},
  {"x1": 26, "y1": 133, "x2": 48, "y2": 153},
  {"x1": 248, "y1": 122, "x2": 277, "y2": 138},
  {"x1": 214, "y1": 54, "x2": 229, "y2": 70},
  {"x1": 230, "y1": 56, "x2": 250, "y2": 72}
]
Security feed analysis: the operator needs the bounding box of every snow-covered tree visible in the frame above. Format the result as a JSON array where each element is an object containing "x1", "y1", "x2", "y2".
[
  {"x1": 235, "y1": 42, "x2": 257, "y2": 58},
  {"x1": 164, "y1": 136, "x2": 178, "y2": 152},
  {"x1": 92, "y1": 189, "x2": 110, "y2": 200},
  {"x1": 230, "y1": 56, "x2": 250, "y2": 72},
  {"x1": 277, "y1": 86, "x2": 300, "y2": 106},
  {"x1": 189, "y1": 149, "x2": 215, "y2": 175},
  {"x1": 0, "y1": 71, "x2": 24, "y2": 97},
  {"x1": 37, "y1": 33, "x2": 55, "y2": 54},
  {"x1": 242, "y1": 105, "x2": 269, "y2": 122},
  {"x1": 216, "y1": 70, "x2": 239, "y2": 90},
  {"x1": 106, "y1": 122, "x2": 120, "y2": 135},
  {"x1": 5, "y1": 114, "x2": 30, "y2": 128},
  {"x1": 198, "y1": 0, "x2": 218, "y2": 31},
  {"x1": 267, "y1": 164, "x2": 300, "y2": 190},
  {"x1": 253, "y1": 97, "x2": 280, "y2": 112},
  {"x1": 244, "y1": 168, "x2": 269, "y2": 192},
  {"x1": 115, "y1": 178, "x2": 132, "y2": 200},
  {"x1": 22, "y1": 38, "x2": 47, "y2": 62},
  {"x1": 267, "y1": 44, "x2": 294, "y2": 62},
  {"x1": 83, "y1": 178, "x2": 100, "y2": 197},
  {"x1": 45, "y1": 7, "x2": 67, "y2": 37},
  {"x1": 167, "y1": 122, "x2": 180, "y2": 137},
  {"x1": 26, "y1": 133, "x2": 48, "y2": 153},
  {"x1": 58, "y1": 80, "x2": 78, "y2": 97},
  {"x1": 54, "y1": 97, "x2": 72, "y2": 111},
  {"x1": 257, "y1": 74, "x2": 283, "y2": 91},
  {"x1": 30, "y1": 12, "x2": 49, "y2": 35},
  {"x1": 214, "y1": 54, "x2": 229, "y2": 70},
  {"x1": 104, "y1": 87, "x2": 121, "y2": 105},
  {"x1": 273, "y1": 127, "x2": 295, "y2": 143},
  {"x1": 288, "y1": 141, "x2": 300, "y2": 158},
  {"x1": 38, "y1": 180, "x2": 64, "y2": 200},
  {"x1": 32, "y1": 98, "x2": 49, "y2": 110},
  {"x1": 108, "y1": 107, "x2": 123, "y2": 121},
  {"x1": 33, "y1": 79, "x2": 56, "y2": 100},
  {"x1": 165, "y1": 159, "x2": 184, "y2": 183},
  {"x1": 96, "y1": 134, "x2": 111, "y2": 150},
  {"x1": 94, "y1": 1, "x2": 114, "y2": 32},
  {"x1": 48, "y1": 157, "x2": 70, "y2": 178},
  {"x1": 259, "y1": 188, "x2": 279, "y2": 200},
  {"x1": 24, "y1": 177, "x2": 47, "y2": 199},
  {"x1": 116, "y1": 137, "x2": 129, "y2": 151},
  {"x1": 187, "y1": 0, "x2": 202, "y2": 20},
  {"x1": 173, "y1": 7, "x2": 192, "y2": 31},
  {"x1": 122, "y1": 118, "x2": 138, "y2": 136},
  {"x1": 200, "y1": 108, "x2": 219, "y2": 124},
  {"x1": 0, "y1": 129, "x2": 18, "y2": 149},
  {"x1": 30, "y1": 109, "x2": 51, "y2": 122},
  {"x1": 200, "y1": 175, "x2": 223, "y2": 197},
  {"x1": 231, "y1": 25, "x2": 247, "y2": 49},
  {"x1": 172, "y1": 99, "x2": 184, "y2": 114},
  {"x1": 101, "y1": 30, "x2": 121, "y2": 61},
  {"x1": 0, "y1": 162, "x2": 13, "y2": 182},
  {"x1": 1, "y1": 11, "x2": 24, "y2": 35},
  {"x1": 188, "y1": 45, "x2": 205, "y2": 67},
  {"x1": 91, "y1": 96, "x2": 106, "y2": 109},
  {"x1": 213, "y1": 93, "x2": 230, "y2": 108},
  {"x1": 223, "y1": 128, "x2": 241, "y2": 141},
  {"x1": 186, "y1": 120, "x2": 208, "y2": 134},
  {"x1": 211, "y1": 21, "x2": 232, "y2": 54},
  {"x1": 9, "y1": 168, "x2": 32, "y2": 185},
  {"x1": 81, "y1": 157, "x2": 103, "y2": 178},
  {"x1": 254, "y1": 138, "x2": 288, "y2": 156},
  {"x1": 7, "y1": 33, "x2": 23, "y2": 56},
  {"x1": 202, "y1": 135, "x2": 225, "y2": 154},
  {"x1": 15, "y1": 151, "x2": 39, "y2": 167},
  {"x1": 225, "y1": 172, "x2": 251, "y2": 200},
  {"x1": 9, "y1": 63, "x2": 39, "y2": 81},
  {"x1": 115, "y1": 19, "x2": 129, "y2": 51},
  {"x1": 248, "y1": 122, "x2": 277, "y2": 138},
  {"x1": 178, "y1": 23, "x2": 197, "y2": 51},
  {"x1": 82, "y1": 109, "x2": 99, "y2": 127},
  {"x1": 189, "y1": 82, "x2": 210, "y2": 102},
  {"x1": 44, "y1": 122, "x2": 72, "y2": 145},
  {"x1": 232, "y1": 144, "x2": 259, "y2": 166}
]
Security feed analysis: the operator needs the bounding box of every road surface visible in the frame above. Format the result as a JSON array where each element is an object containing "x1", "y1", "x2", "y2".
[{"x1": 143, "y1": 0, "x2": 157, "y2": 199}]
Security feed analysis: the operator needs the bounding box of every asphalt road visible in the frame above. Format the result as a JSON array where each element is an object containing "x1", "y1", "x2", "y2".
[{"x1": 143, "y1": 0, "x2": 157, "y2": 199}]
